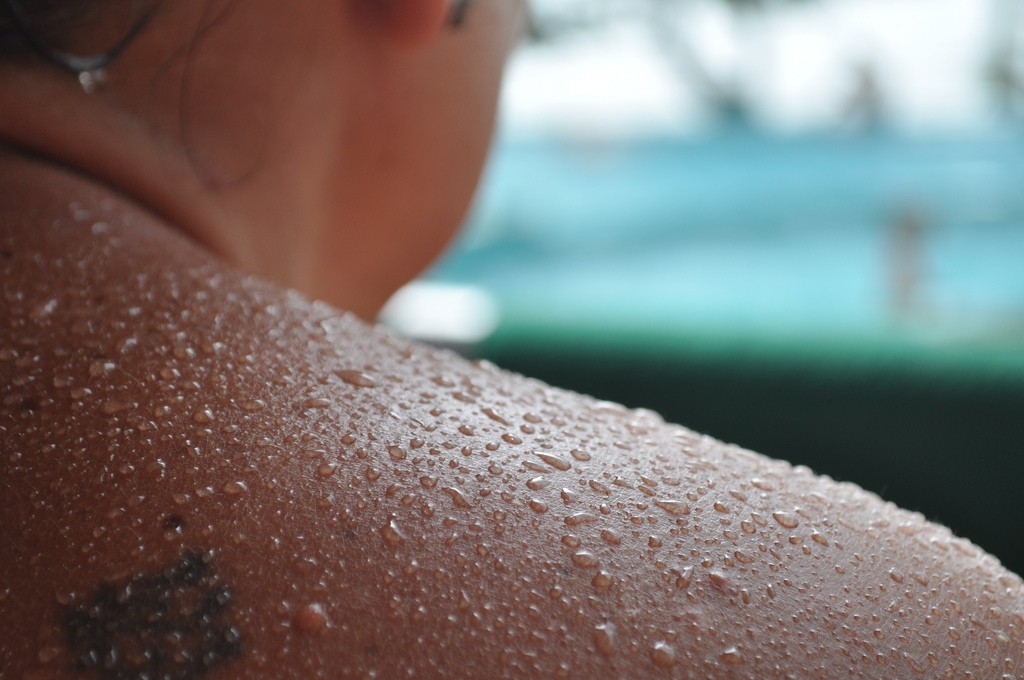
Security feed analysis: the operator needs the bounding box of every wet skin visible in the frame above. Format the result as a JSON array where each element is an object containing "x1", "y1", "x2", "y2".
[{"x1": 3, "y1": 158, "x2": 1024, "y2": 679}]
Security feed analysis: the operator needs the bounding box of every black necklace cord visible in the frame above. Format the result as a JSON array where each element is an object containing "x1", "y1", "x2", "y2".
[
  {"x1": 0, "y1": 0, "x2": 158, "y2": 75},
  {"x1": 449, "y1": 0, "x2": 472, "y2": 29},
  {"x1": 1, "y1": 0, "x2": 463, "y2": 75}
]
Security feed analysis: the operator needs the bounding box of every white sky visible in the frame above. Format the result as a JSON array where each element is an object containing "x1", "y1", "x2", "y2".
[{"x1": 501, "y1": 0, "x2": 1011, "y2": 136}]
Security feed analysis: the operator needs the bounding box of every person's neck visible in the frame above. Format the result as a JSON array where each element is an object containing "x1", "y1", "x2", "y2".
[
  {"x1": 0, "y1": 58, "x2": 381, "y2": 320},
  {"x1": 0, "y1": 72, "x2": 234, "y2": 250},
  {"x1": 0, "y1": 87, "x2": 313, "y2": 304},
  {"x1": 0, "y1": 138, "x2": 382, "y2": 322},
  {"x1": 0, "y1": 143, "x2": 183, "y2": 248}
]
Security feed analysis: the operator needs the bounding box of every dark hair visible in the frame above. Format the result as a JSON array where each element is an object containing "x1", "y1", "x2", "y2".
[{"x1": 0, "y1": 0, "x2": 157, "y2": 74}]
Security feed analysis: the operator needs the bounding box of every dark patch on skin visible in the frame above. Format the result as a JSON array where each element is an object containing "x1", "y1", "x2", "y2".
[
  {"x1": 162, "y1": 515, "x2": 185, "y2": 532},
  {"x1": 1, "y1": 250, "x2": 12, "y2": 259},
  {"x1": 61, "y1": 549, "x2": 242, "y2": 680},
  {"x1": 18, "y1": 397, "x2": 39, "y2": 412}
]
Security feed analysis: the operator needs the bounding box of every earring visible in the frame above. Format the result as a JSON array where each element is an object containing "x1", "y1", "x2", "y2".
[{"x1": 449, "y1": 0, "x2": 471, "y2": 28}]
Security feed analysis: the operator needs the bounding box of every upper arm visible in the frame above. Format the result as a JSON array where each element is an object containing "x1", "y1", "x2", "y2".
[{"x1": 3, "y1": 208, "x2": 1023, "y2": 679}]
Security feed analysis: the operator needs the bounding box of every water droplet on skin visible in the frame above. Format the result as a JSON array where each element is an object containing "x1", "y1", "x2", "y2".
[
  {"x1": 564, "y1": 512, "x2": 598, "y2": 526},
  {"x1": 733, "y1": 550, "x2": 755, "y2": 564},
  {"x1": 529, "y1": 499, "x2": 549, "y2": 514},
  {"x1": 570, "y1": 449, "x2": 592, "y2": 462},
  {"x1": 713, "y1": 502, "x2": 730, "y2": 513},
  {"x1": 294, "y1": 603, "x2": 328, "y2": 633},
  {"x1": 89, "y1": 360, "x2": 115, "y2": 377},
  {"x1": 592, "y1": 571, "x2": 613, "y2": 589},
  {"x1": 442, "y1": 487, "x2": 472, "y2": 508},
  {"x1": 335, "y1": 369, "x2": 378, "y2": 388},
  {"x1": 193, "y1": 407, "x2": 215, "y2": 424},
  {"x1": 720, "y1": 647, "x2": 745, "y2": 666},
  {"x1": 654, "y1": 499, "x2": 690, "y2": 516},
  {"x1": 600, "y1": 529, "x2": 621, "y2": 545},
  {"x1": 501, "y1": 433, "x2": 523, "y2": 445},
  {"x1": 651, "y1": 642, "x2": 677, "y2": 668},
  {"x1": 589, "y1": 480, "x2": 610, "y2": 495},
  {"x1": 482, "y1": 408, "x2": 510, "y2": 426},
  {"x1": 239, "y1": 399, "x2": 267, "y2": 412},
  {"x1": 388, "y1": 445, "x2": 407, "y2": 461},
  {"x1": 303, "y1": 397, "x2": 331, "y2": 409},
  {"x1": 593, "y1": 623, "x2": 616, "y2": 657},
  {"x1": 772, "y1": 511, "x2": 800, "y2": 529},
  {"x1": 811, "y1": 532, "x2": 829, "y2": 546},
  {"x1": 572, "y1": 551, "x2": 600, "y2": 568},
  {"x1": 561, "y1": 535, "x2": 582, "y2": 548},
  {"x1": 222, "y1": 481, "x2": 248, "y2": 496},
  {"x1": 675, "y1": 566, "x2": 694, "y2": 589},
  {"x1": 536, "y1": 452, "x2": 571, "y2": 472},
  {"x1": 317, "y1": 463, "x2": 337, "y2": 478},
  {"x1": 708, "y1": 572, "x2": 732, "y2": 592},
  {"x1": 144, "y1": 367, "x2": 176, "y2": 388},
  {"x1": 380, "y1": 519, "x2": 405, "y2": 545},
  {"x1": 526, "y1": 476, "x2": 550, "y2": 491}
]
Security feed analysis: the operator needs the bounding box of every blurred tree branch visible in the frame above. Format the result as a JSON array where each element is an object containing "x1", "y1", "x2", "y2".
[
  {"x1": 986, "y1": 0, "x2": 1024, "y2": 119},
  {"x1": 525, "y1": 0, "x2": 1022, "y2": 127}
]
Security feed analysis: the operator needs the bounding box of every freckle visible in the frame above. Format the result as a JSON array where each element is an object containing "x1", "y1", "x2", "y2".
[{"x1": 294, "y1": 603, "x2": 328, "y2": 633}]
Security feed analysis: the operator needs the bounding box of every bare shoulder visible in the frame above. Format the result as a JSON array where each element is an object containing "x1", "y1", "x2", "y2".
[{"x1": 2, "y1": 177, "x2": 1023, "y2": 679}]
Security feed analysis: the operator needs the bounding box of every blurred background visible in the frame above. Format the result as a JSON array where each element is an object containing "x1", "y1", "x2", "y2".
[{"x1": 382, "y1": 0, "x2": 1024, "y2": 573}]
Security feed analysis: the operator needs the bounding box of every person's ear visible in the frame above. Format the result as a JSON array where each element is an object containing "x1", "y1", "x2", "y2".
[{"x1": 368, "y1": 0, "x2": 451, "y2": 50}]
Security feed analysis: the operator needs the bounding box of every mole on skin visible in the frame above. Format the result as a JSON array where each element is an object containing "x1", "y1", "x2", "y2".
[{"x1": 61, "y1": 550, "x2": 241, "y2": 680}]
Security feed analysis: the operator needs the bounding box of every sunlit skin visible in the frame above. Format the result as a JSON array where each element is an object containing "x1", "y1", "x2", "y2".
[{"x1": 1, "y1": 2, "x2": 1023, "y2": 678}]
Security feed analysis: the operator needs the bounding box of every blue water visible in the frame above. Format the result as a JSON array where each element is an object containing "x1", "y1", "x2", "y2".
[{"x1": 431, "y1": 130, "x2": 1024, "y2": 345}]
